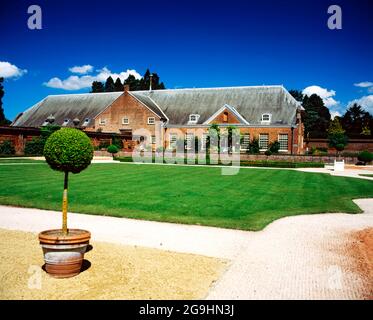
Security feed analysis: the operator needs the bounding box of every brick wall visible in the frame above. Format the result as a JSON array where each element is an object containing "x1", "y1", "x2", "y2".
[
  {"x1": 209, "y1": 108, "x2": 242, "y2": 124},
  {"x1": 91, "y1": 91, "x2": 161, "y2": 135},
  {"x1": 163, "y1": 126, "x2": 304, "y2": 154},
  {"x1": 305, "y1": 138, "x2": 373, "y2": 153}
]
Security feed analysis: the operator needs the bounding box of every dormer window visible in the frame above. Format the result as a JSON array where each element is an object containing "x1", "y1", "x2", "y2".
[
  {"x1": 261, "y1": 113, "x2": 271, "y2": 124},
  {"x1": 82, "y1": 118, "x2": 90, "y2": 127},
  {"x1": 62, "y1": 119, "x2": 70, "y2": 126},
  {"x1": 188, "y1": 114, "x2": 200, "y2": 124},
  {"x1": 223, "y1": 112, "x2": 228, "y2": 123}
]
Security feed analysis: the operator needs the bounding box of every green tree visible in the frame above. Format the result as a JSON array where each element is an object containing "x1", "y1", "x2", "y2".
[
  {"x1": 0, "y1": 78, "x2": 11, "y2": 125},
  {"x1": 124, "y1": 74, "x2": 141, "y2": 91},
  {"x1": 289, "y1": 89, "x2": 304, "y2": 102},
  {"x1": 302, "y1": 94, "x2": 331, "y2": 137},
  {"x1": 104, "y1": 76, "x2": 115, "y2": 92},
  {"x1": 341, "y1": 103, "x2": 373, "y2": 137},
  {"x1": 114, "y1": 78, "x2": 124, "y2": 92},
  {"x1": 139, "y1": 69, "x2": 166, "y2": 90},
  {"x1": 327, "y1": 117, "x2": 348, "y2": 155},
  {"x1": 91, "y1": 81, "x2": 104, "y2": 93}
]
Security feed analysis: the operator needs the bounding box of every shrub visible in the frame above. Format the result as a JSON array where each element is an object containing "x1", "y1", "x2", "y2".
[
  {"x1": 23, "y1": 125, "x2": 60, "y2": 156},
  {"x1": 44, "y1": 128, "x2": 93, "y2": 174},
  {"x1": 0, "y1": 140, "x2": 15, "y2": 155},
  {"x1": 357, "y1": 151, "x2": 373, "y2": 164},
  {"x1": 24, "y1": 137, "x2": 44, "y2": 155},
  {"x1": 269, "y1": 141, "x2": 280, "y2": 154},
  {"x1": 264, "y1": 150, "x2": 272, "y2": 156},
  {"x1": 248, "y1": 138, "x2": 260, "y2": 154},
  {"x1": 107, "y1": 144, "x2": 119, "y2": 156},
  {"x1": 98, "y1": 140, "x2": 110, "y2": 149}
]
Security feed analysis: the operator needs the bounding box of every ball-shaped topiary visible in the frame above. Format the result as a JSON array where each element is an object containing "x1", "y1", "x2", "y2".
[
  {"x1": 107, "y1": 144, "x2": 119, "y2": 155},
  {"x1": 44, "y1": 128, "x2": 94, "y2": 174}
]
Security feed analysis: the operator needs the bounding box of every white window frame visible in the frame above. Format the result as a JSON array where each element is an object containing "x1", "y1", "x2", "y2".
[
  {"x1": 62, "y1": 119, "x2": 70, "y2": 127},
  {"x1": 261, "y1": 113, "x2": 271, "y2": 124},
  {"x1": 169, "y1": 133, "x2": 178, "y2": 149},
  {"x1": 201, "y1": 133, "x2": 208, "y2": 150},
  {"x1": 185, "y1": 133, "x2": 194, "y2": 150},
  {"x1": 259, "y1": 133, "x2": 269, "y2": 151},
  {"x1": 151, "y1": 135, "x2": 156, "y2": 144},
  {"x1": 99, "y1": 118, "x2": 107, "y2": 125},
  {"x1": 147, "y1": 117, "x2": 155, "y2": 125},
  {"x1": 240, "y1": 133, "x2": 250, "y2": 151},
  {"x1": 122, "y1": 117, "x2": 129, "y2": 125},
  {"x1": 278, "y1": 134, "x2": 288, "y2": 152},
  {"x1": 188, "y1": 114, "x2": 200, "y2": 124}
]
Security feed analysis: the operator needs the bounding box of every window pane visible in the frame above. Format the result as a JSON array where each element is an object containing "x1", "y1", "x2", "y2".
[
  {"x1": 241, "y1": 133, "x2": 250, "y2": 150},
  {"x1": 169, "y1": 134, "x2": 177, "y2": 148},
  {"x1": 201, "y1": 133, "x2": 208, "y2": 150},
  {"x1": 148, "y1": 117, "x2": 155, "y2": 124},
  {"x1": 259, "y1": 134, "x2": 269, "y2": 149},
  {"x1": 185, "y1": 134, "x2": 194, "y2": 150},
  {"x1": 278, "y1": 134, "x2": 288, "y2": 151}
]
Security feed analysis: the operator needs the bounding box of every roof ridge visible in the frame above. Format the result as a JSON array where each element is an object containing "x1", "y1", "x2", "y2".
[
  {"x1": 46, "y1": 92, "x2": 122, "y2": 98},
  {"x1": 133, "y1": 85, "x2": 285, "y2": 93}
]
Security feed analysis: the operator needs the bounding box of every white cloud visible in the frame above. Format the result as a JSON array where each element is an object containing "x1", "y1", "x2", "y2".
[
  {"x1": 0, "y1": 61, "x2": 27, "y2": 79},
  {"x1": 44, "y1": 67, "x2": 142, "y2": 90},
  {"x1": 354, "y1": 81, "x2": 373, "y2": 88},
  {"x1": 69, "y1": 65, "x2": 93, "y2": 74},
  {"x1": 302, "y1": 85, "x2": 339, "y2": 108},
  {"x1": 348, "y1": 95, "x2": 373, "y2": 115},
  {"x1": 330, "y1": 110, "x2": 341, "y2": 119}
]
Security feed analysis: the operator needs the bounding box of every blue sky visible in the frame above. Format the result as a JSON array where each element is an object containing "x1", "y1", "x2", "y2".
[{"x1": 1, "y1": 0, "x2": 372, "y2": 120}]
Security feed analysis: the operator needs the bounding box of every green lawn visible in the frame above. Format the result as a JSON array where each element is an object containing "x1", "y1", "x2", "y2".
[
  {"x1": 0, "y1": 163, "x2": 372, "y2": 231},
  {"x1": 0, "y1": 158, "x2": 45, "y2": 163}
]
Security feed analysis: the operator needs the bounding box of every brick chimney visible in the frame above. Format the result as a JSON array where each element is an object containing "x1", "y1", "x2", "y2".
[{"x1": 124, "y1": 84, "x2": 130, "y2": 94}]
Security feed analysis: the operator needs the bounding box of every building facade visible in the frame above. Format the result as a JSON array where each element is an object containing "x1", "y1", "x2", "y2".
[{"x1": 11, "y1": 85, "x2": 305, "y2": 154}]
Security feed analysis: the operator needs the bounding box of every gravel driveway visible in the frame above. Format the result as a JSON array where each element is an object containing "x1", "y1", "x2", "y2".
[{"x1": 0, "y1": 199, "x2": 372, "y2": 299}]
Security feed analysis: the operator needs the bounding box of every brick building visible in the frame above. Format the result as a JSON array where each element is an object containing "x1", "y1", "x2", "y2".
[{"x1": 10, "y1": 85, "x2": 305, "y2": 154}]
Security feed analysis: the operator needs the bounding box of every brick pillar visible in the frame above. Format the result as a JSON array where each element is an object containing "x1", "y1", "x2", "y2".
[{"x1": 15, "y1": 134, "x2": 25, "y2": 155}]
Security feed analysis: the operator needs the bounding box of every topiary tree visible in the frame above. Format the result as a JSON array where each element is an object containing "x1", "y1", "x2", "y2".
[
  {"x1": 44, "y1": 128, "x2": 94, "y2": 235},
  {"x1": 107, "y1": 144, "x2": 119, "y2": 158}
]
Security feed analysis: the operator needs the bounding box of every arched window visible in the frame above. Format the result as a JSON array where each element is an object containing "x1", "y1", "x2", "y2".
[{"x1": 223, "y1": 112, "x2": 228, "y2": 123}]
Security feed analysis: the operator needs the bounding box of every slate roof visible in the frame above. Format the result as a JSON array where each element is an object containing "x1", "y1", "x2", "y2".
[
  {"x1": 12, "y1": 92, "x2": 122, "y2": 127},
  {"x1": 12, "y1": 85, "x2": 301, "y2": 128},
  {"x1": 132, "y1": 86, "x2": 301, "y2": 126}
]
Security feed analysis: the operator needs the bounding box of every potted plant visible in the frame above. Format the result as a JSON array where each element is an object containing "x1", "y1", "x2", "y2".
[{"x1": 39, "y1": 128, "x2": 94, "y2": 278}]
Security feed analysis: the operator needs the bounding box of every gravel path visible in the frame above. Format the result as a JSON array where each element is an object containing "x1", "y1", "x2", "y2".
[{"x1": 0, "y1": 199, "x2": 372, "y2": 299}]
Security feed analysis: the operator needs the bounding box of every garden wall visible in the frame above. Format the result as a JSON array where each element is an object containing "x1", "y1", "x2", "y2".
[
  {"x1": 95, "y1": 150, "x2": 358, "y2": 164},
  {"x1": 305, "y1": 138, "x2": 373, "y2": 153}
]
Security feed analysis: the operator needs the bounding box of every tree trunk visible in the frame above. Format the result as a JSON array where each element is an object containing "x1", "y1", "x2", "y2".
[{"x1": 62, "y1": 171, "x2": 69, "y2": 235}]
